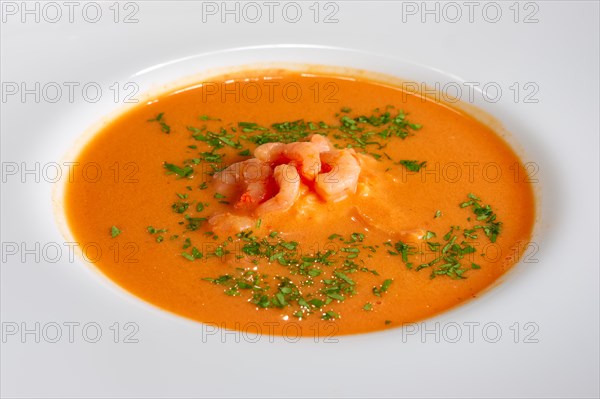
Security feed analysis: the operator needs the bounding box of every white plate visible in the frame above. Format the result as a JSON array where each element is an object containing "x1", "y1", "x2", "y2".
[{"x1": 1, "y1": 2, "x2": 598, "y2": 398}]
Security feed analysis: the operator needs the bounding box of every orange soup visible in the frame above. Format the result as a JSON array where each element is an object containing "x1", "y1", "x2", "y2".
[{"x1": 63, "y1": 69, "x2": 535, "y2": 336}]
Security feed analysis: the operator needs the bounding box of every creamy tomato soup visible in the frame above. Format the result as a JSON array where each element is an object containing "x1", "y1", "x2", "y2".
[{"x1": 62, "y1": 69, "x2": 535, "y2": 336}]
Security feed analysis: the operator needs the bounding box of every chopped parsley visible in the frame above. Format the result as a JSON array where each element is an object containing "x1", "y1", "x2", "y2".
[
  {"x1": 197, "y1": 231, "x2": 390, "y2": 318},
  {"x1": 172, "y1": 201, "x2": 189, "y2": 213},
  {"x1": 372, "y1": 279, "x2": 393, "y2": 297},
  {"x1": 110, "y1": 226, "x2": 121, "y2": 238},
  {"x1": 460, "y1": 193, "x2": 502, "y2": 243},
  {"x1": 188, "y1": 126, "x2": 241, "y2": 150},
  {"x1": 398, "y1": 160, "x2": 427, "y2": 172},
  {"x1": 147, "y1": 112, "x2": 171, "y2": 134},
  {"x1": 164, "y1": 162, "x2": 193, "y2": 178},
  {"x1": 147, "y1": 226, "x2": 167, "y2": 234},
  {"x1": 182, "y1": 246, "x2": 203, "y2": 261}
]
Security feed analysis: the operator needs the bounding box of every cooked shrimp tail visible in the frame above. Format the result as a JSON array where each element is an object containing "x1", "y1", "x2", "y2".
[{"x1": 256, "y1": 164, "x2": 301, "y2": 215}]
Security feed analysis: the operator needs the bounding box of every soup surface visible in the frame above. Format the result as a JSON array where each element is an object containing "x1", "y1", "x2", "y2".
[{"x1": 63, "y1": 69, "x2": 535, "y2": 336}]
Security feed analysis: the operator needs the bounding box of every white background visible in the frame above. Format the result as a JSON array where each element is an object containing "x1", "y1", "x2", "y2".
[{"x1": 1, "y1": 1, "x2": 599, "y2": 398}]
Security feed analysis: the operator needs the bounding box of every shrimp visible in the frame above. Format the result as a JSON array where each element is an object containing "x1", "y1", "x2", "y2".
[
  {"x1": 254, "y1": 142, "x2": 285, "y2": 163},
  {"x1": 254, "y1": 136, "x2": 332, "y2": 181},
  {"x1": 282, "y1": 142, "x2": 322, "y2": 181},
  {"x1": 215, "y1": 135, "x2": 354, "y2": 218},
  {"x1": 213, "y1": 159, "x2": 271, "y2": 209},
  {"x1": 315, "y1": 149, "x2": 361, "y2": 202},
  {"x1": 309, "y1": 134, "x2": 333, "y2": 152},
  {"x1": 213, "y1": 161, "x2": 243, "y2": 199},
  {"x1": 235, "y1": 159, "x2": 271, "y2": 209},
  {"x1": 256, "y1": 164, "x2": 300, "y2": 215}
]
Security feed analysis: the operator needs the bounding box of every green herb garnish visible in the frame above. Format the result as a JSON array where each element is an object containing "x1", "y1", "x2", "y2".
[
  {"x1": 148, "y1": 112, "x2": 171, "y2": 133},
  {"x1": 110, "y1": 226, "x2": 121, "y2": 238},
  {"x1": 398, "y1": 160, "x2": 427, "y2": 172}
]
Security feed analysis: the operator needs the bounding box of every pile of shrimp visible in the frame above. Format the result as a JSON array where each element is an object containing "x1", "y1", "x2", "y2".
[{"x1": 209, "y1": 134, "x2": 361, "y2": 233}]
